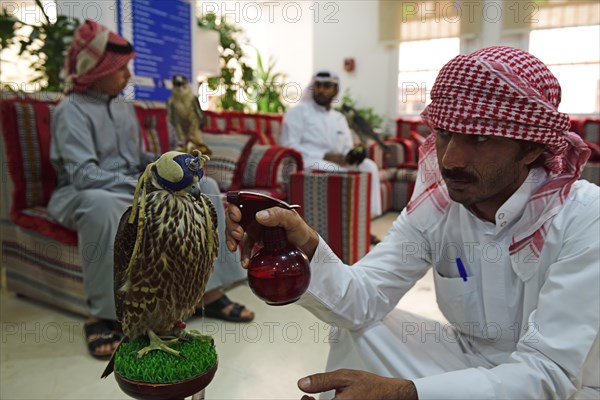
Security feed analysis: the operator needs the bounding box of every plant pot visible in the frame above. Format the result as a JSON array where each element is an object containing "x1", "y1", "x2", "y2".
[{"x1": 114, "y1": 362, "x2": 218, "y2": 400}]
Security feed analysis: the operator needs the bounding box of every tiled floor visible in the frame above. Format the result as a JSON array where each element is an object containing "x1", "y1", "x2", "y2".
[{"x1": 0, "y1": 212, "x2": 444, "y2": 399}]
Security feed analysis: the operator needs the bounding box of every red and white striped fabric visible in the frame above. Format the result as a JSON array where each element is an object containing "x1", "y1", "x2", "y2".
[
  {"x1": 289, "y1": 170, "x2": 371, "y2": 264},
  {"x1": 64, "y1": 19, "x2": 135, "y2": 93},
  {"x1": 408, "y1": 46, "x2": 591, "y2": 259}
]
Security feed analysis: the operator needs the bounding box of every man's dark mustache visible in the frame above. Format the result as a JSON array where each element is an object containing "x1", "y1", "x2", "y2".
[{"x1": 441, "y1": 168, "x2": 478, "y2": 182}]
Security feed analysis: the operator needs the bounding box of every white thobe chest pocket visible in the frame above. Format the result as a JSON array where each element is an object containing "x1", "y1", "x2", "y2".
[{"x1": 433, "y1": 262, "x2": 486, "y2": 331}]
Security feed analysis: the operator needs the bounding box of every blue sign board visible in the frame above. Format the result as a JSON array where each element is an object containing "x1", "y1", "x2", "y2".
[{"x1": 117, "y1": 0, "x2": 192, "y2": 101}]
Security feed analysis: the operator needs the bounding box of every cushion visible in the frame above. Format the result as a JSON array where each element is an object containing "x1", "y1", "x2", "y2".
[
  {"x1": 0, "y1": 98, "x2": 79, "y2": 245},
  {"x1": 392, "y1": 165, "x2": 418, "y2": 211},
  {"x1": 204, "y1": 110, "x2": 228, "y2": 133},
  {"x1": 369, "y1": 138, "x2": 413, "y2": 170},
  {"x1": 134, "y1": 105, "x2": 171, "y2": 154},
  {"x1": 240, "y1": 114, "x2": 283, "y2": 145},
  {"x1": 242, "y1": 145, "x2": 303, "y2": 189},
  {"x1": 585, "y1": 140, "x2": 600, "y2": 162},
  {"x1": 242, "y1": 114, "x2": 271, "y2": 145},
  {"x1": 203, "y1": 132, "x2": 256, "y2": 191},
  {"x1": 380, "y1": 180, "x2": 394, "y2": 214},
  {"x1": 14, "y1": 207, "x2": 78, "y2": 246},
  {"x1": 581, "y1": 117, "x2": 599, "y2": 145},
  {"x1": 582, "y1": 140, "x2": 600, "y2": 185},
  {"x1": 266, "y1": 115, "x2": 283, "y2": 145},
  {"x1": 225, "y1": 111, "x2": 245, "y2": 132},
  {"x1": 1, "y1": 99, "x2": 58, "y2": 213}
]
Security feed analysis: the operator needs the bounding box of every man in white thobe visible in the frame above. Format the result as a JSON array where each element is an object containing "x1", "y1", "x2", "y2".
[
  {"x1": 280, "y1": 70, "x2": 383, "y2": 221},
  {"x1": 226, "y1": 47, "x2": 599, "y2": 399}
]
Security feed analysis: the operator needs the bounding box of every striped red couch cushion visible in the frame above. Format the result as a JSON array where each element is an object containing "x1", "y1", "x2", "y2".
[
  {"x1": 243, "y1": 145, "x2": 303, "y2": 191},
  {"x1": 1, "y1": 99, "x2": 78, "y2": 245},
  {"x1": 203, "y1": 132, "x2": 257, "y2": 191}
]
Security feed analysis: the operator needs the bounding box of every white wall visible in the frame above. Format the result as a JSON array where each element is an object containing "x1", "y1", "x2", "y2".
[
  {"x1": 312, "y1": 1, "x2": 397, "y2": 130},
  {"x1": 233, "y1": 1, "x2": 396, "y2": 129},
  {"x1": 56, "y1": 0, "x2": 117, "y2": 31},
  {"x1": 237, "y1": 1, "x2": 314, "y2": 108},
  {"x1": 48, "y1": 0, "x2": 391, "y2": 119}
]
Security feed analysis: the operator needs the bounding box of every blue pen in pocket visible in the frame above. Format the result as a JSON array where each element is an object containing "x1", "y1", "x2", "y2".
[{"x1": 456, "y1": 257, "x2": 468, "y2": 282}]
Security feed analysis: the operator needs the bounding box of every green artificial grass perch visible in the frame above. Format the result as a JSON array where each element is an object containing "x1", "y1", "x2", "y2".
[{"x1": 114, "y1": 335, "x2": 217, "y2": 383}]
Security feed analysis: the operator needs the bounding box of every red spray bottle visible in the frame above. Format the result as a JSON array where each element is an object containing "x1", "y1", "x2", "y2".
[{"x1": 226, "y1": 191, "x2": 311, "y2": 305}]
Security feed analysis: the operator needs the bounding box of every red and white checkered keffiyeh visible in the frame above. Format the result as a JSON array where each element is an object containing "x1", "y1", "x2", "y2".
[
  {"x1": 408, "y1": 46, "x2": 591, "y2": 259},
  {"x1": 64, "y1": 19, "x2": 134, "y2": 93}
]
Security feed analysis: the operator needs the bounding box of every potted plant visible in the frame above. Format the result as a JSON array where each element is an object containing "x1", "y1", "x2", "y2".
[
  {"x1": 198, "y1": 12, "x2": 254, "y2": 111},
  {"x1": 247, "y1": 50, "x2": 288, "y2": 114},
  {"x1": 0, "y1": 0, "x2": 79, "y2": 92}
]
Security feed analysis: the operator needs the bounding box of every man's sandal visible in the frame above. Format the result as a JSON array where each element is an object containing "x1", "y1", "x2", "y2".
[
  {"x1": 84, "y1": 320, "x2": 123, "y2": 360},
  {"x1": 196, "y1": 295, "x2": 254, "y2": 323}
]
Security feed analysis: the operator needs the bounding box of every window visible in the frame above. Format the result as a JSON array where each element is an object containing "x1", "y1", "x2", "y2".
[
  {"x1": 397, "y1": 38, "x2": 460, "y2": 116},
  {"x1": 529, "y1": 25, "x2": 600, "y2": 115}
]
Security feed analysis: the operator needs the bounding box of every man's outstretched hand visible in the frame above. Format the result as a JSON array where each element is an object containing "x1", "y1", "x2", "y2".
[
  {"x1": 298, "y1": 369, "x2": 418, "y2": 400},
  {"x1": 225, "y1": 204, "x2": 320, "y2": 268}
]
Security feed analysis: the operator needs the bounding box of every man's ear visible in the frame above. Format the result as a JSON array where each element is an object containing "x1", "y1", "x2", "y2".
[{"x1": 522, "y1": 144, "x2": 545, "y2": 167}]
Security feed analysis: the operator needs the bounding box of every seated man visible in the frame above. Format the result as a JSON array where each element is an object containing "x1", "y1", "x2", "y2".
[
  {"x1": 279, "y1": 70, "x2": 383, "y2": 232},
  {"x1": 48, "y1": 20, "x2": 253, "y2": 359},
  {"x1": 227, "y1": 47, "x2": 599, "y2": 398}
]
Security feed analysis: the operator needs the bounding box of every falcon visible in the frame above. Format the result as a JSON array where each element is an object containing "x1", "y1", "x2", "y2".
[
  {"x1": 167, "y1": 75, "x2": 206, "y2": 147},
  {"x1": 341, "y1": 103, "x2": 389, "y2": 152},
  {"x1": 113, "y1": 150, "x2": 218, "y2": 359}
]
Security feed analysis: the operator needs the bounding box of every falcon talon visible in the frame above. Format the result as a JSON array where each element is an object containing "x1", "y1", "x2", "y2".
[{"x1": 178, "y1": 336, "x2": 192, "y2": 344}]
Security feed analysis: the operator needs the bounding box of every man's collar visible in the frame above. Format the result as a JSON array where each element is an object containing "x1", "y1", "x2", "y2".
[
  {"x1": 489, "y1": 168, "x2": 548, "y2": 232},
  {"x1": 310, "y1": 99, "x2": 332, "y2": 112},
  {"x1": 78, "y1": 90, "x2": 113, "y2": 103}
]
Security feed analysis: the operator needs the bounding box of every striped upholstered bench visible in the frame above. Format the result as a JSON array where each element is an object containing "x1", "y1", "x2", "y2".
[
  {"x1": 368, "y1": 137, "x2": 418, "y2": 213},
  {"x1": 0, "y1": 94, "x2": 87, "y2": 315},
  {"x1": 288, "y1": 170, "x2": 371, "y2": 264},
  {"x1": 582, "y1": 140, "x2": 600, "y2": 185}
]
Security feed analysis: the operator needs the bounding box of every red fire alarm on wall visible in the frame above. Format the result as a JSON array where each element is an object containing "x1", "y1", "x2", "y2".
[{"x1": 344, "y1": 58, "x2": 355, "y2": 73}]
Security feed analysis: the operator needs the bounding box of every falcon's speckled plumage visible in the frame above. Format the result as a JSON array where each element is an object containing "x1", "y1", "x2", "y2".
[
  {"x1": 168, "y1": 75, "x2": 205, "y2": 145},
  {"x1": 340, "y1": 104, "x2": 389, "y2": 152},
  {"x1": 113, "y1": 150, "x2": 218, "y2": 357}
]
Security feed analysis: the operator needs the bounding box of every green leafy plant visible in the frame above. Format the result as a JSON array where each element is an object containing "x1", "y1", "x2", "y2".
[
  {"x1": 0, "y1": 0, "x2": 79, "y2": 92},
  {"x1": 198, "y1": 12, "x2": 254, "y2": 111},
  {"x1": 247, "y1": 50, "x2": 287, "y2": 114},
  {"x1": 0, "y1": 7, "x2": 19, "y2": 49},
  {"x1": 337, "y1": 90, "x2": 385, "y2": 129}
]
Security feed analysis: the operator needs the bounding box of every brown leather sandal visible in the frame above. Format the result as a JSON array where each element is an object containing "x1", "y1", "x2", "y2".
[
  {"x1": 195, "y1": 295, "x2": 254, "y2": 323},
  {"x1": 84, "y1": 320, "x2": 123, "y2": 359}
]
